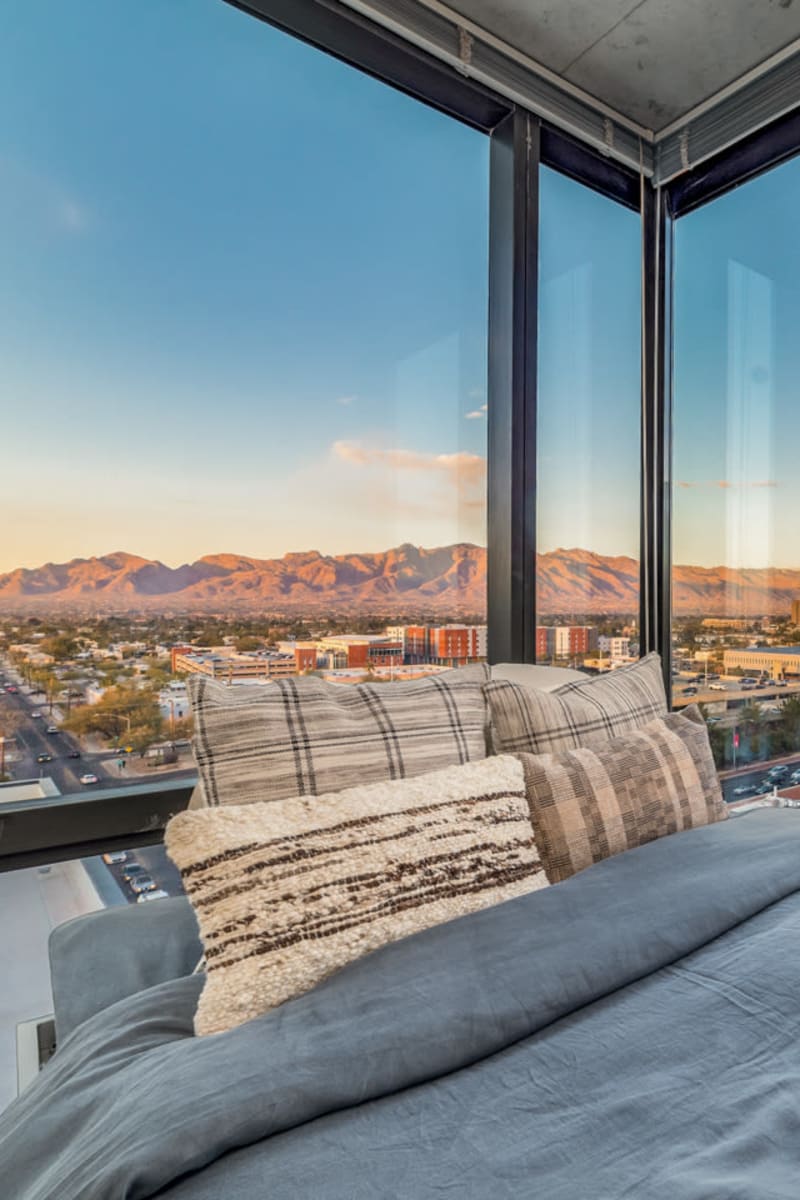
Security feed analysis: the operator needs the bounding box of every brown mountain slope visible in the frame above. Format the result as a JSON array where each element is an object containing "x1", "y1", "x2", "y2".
[{"x1": 0, "y1": 545, "x2": 798, "y2": 616}]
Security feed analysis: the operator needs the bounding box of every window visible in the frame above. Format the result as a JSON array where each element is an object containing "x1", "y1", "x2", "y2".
[
  {"x1": 1, "y1": 844, "x2": 185, "y2": 1109},
  {"x1": 536, "y1": 166, "x2": 642, "y2": 671},
  {"x1": 672, "y1": 155, "x2": 800, "y2": 805},
  {"x1": 0, "y1": 0, "x2": 490, "y2": 814}
]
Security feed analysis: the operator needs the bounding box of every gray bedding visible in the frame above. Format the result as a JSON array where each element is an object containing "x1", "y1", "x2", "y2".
[{"x1": 3, "y1": 809, "x2": 800, "y2": 1199}]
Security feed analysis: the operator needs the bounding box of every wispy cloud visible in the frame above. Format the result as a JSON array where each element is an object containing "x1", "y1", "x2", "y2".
[
  {"x1": 464, "y1": 403, "x2": 488, "y2": 420},
  {"x1": 335, "y1": 395, "x2": 356, "y2": 406},
  {"x1": 332, "y1": 440, "x2": 486, "y2": 509},
  {"x1": 677, "y1": 479, "x2": 778, "y2": 490}
]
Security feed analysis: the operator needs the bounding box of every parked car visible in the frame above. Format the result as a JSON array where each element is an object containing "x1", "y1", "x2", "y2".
[
  {"x1": 30, "y1": 711, "x2": 42, "y2": 718},
  {"x1": 79, "y1": 773, "x2": 99, "y2": 785},
  {"x1": 36, "y1": 753, "x2": 53, "y2": 763},
  {"x1": 6, "y1": 685, "x2": 18, "y2": 693},
  {"x1": 683, "y1": 686, "x2": 698, "y2": 696},
  {"x1": 102, "y1": 851, "x2": 128, "y2": 865},
  {"x1": 767, "y1": 765, "x2": 789, "y2": 780},
  {"x1": 129, "y1": 875, "x2": 157, "y2": 895},
  {"x1": 136, "y1": 889, "x2": 170, "y2": 903},
  {"x1": 789, "y1": 769, "x2": 800, "y2": 785},
  {"x1": 46, "y1": 725, "x2": 59, "y2": 734},
  {"x1": 732, "y1": 783, "x2": 757, "y2": 797},
  {"x1": 122, "y1": 862, "x2": 146, "y2": 880},
  {"x1": 755, "y1": 780, "x2": 776, "y2": 796},
  {"x1": 708, "y1": 684, "x2": 726, "y2": 691}
]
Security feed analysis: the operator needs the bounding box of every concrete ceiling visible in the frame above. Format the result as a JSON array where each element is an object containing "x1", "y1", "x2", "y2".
[{"x1": 436, "y1": 0, "x2": 800, "y2": 130}]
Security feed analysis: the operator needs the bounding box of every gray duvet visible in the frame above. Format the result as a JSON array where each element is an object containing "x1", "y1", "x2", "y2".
[{"x1": 3, "y1": 809, "x2": 800, "y2": 1199}]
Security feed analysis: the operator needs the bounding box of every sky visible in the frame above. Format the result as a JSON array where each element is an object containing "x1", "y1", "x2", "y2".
[
  {"x1": 673, "y1": 155, "x2": 800, "y2": 570},
  {"x1": 1, "y1": 3, "x2": 795, "y2": 576},
  {"x1": 0, "y1": 0, "x2": 489, "y2": 572}
]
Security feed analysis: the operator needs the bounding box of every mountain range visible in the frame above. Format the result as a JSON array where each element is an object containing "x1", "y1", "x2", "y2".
[{"x1": 0, "y1": 545, "x2": 798, "y2": 617}]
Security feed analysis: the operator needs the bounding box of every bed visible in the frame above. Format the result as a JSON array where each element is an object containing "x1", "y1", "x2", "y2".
[{"x1": 2, "y1": 807, "x2": 799, "y2": 1199}]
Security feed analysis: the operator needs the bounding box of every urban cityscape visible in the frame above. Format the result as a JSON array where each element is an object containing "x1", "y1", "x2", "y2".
[{"x1": 3, "y1": 547, "x2": 800, "y2": 809}]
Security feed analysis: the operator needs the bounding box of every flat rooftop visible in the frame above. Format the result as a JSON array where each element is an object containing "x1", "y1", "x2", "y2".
[{"x1": 0, "y1": 778, "x2": 61, "y2": 804}]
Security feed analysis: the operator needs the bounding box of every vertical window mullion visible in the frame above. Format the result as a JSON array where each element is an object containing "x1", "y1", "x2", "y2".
[{"x1": 487, "y1": 109, "x2": 540, "y2": 664}]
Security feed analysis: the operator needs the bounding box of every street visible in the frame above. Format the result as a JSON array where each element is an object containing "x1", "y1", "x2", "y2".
[{"x1": 0, "y1": 677, "x2": 197, "y2": 796}]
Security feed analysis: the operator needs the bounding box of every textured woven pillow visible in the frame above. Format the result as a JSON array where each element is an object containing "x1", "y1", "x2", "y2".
[
  {"x1": 165, "y1": 755, "x2": 548, "y2": 1035},
  {"x1": 485, "y1": 652, "x2": 667, "y2": 756},
  {"x1": 187, "y1": 664, "x2": 489, "y2": 808},
  {"x1": 518, "y1": 706, "x2": 727, "y2": 883}
]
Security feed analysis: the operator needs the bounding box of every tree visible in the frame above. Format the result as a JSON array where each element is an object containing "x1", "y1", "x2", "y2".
[
  {"x1": 740, "y1": 702, "x2": 765, "y2": 761},
  {"x1": 63, "y1": 683, "x2": 164, "y2": 748},
  {"x1": 234, "y1": 636, "x2": 262, "y2": 653},
  {"x1": 775, "y1": 696, "x2": 800, "y2": 755},
  {"x1": 40, "y1": 635, "x2": 78, "y2": 662}
]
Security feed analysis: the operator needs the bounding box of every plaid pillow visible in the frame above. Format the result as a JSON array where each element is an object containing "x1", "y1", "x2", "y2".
[
  {"x1": 188, "y1": 664, "x2": 489, "y2": 807},
  {"x1": 485, "y1": 652, "x2": 667, "y2": 756},
  {"x1": 519, "y1": 707, "x2": 727, "y2": 883}
]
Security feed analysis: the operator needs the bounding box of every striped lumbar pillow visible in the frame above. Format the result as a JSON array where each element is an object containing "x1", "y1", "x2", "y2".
[
  {"x1": 518, "y1": 707, "x2": 727, "y2": 884},
  {"x1": 187, "y1": 664, "x2": 490, "y2": 808},
  {"x1": 165, "y1": 755, "x2": 547, "y2": 1036},
  {"x1": 485, "y1": 652, "x2": 667, "y2": 756}
]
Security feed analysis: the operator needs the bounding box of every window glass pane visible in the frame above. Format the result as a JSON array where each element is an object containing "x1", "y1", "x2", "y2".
[
  {"x1": 536, "y1": 166, "x2": 642, "y2": 671},
  {"x1": 673, "y1": 155, "x2": 800, "y2": 807},
  {"x1": 0, "y1": 0, "x2": 489, "y2": 807},
  {"x1": 0, "y1": 844, "x2": 181, "y2": 1108}
]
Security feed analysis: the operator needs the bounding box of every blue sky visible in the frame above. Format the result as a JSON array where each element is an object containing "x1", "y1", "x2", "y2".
[
  {"x1": 673, "y1": 155, "x2": 800, "y2": 570},
  {"x1": 537, "y1": 166, "x2": 642, "y2": 563},
  {"x1": 0, "y1": 0, "x2": 489, "y2": 571},
  {"x1": 2, "y1": 2, "x2": 794, "y2": 577}
]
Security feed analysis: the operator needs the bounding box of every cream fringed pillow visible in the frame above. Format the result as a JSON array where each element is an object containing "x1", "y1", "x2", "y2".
[
  {"x1": 519, "y1": 707, "x2": 727, "y2": 884},
  {"x1": 165, "y1": 755, "x2": 548, "y2": 1036}
]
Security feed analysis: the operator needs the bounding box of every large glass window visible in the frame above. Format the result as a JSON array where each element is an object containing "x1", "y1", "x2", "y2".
[
  {"x1": 0, "y1": 843, "x2": 187, "y2": 1110},
  {"x1": 673, "y1": 155, "x2": 800, "y2": 806},
  {"x1": 536, "y1": 167, "x2": 642, "y2": 672},
  {"x1": 0, "y1": 0, "x2": 489, "y2": 810}
]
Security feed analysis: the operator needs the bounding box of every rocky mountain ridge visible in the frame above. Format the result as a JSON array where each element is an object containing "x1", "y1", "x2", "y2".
[{"x1": 0, "y1": 545, "x2": 798, "y2": 616}]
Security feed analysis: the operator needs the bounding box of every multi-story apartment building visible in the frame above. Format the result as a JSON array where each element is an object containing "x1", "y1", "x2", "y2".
[
  {"x1": 385, "y1": 625, "x2": 486, "y2": 665},
  {"x1": 792, "y1": 600, "x2": 800, "y2": 627},
  {"x1": 554, "y1": 626, "x2": 597, "y2": 657},
  {"x1": 385, "y1": 625, "x2": 429, "y2": 662},
  {"x1": 536, "y1": 627, "x2": 555, "y2": 658},
  {"x1": 535, "y1": 625, "x2": 598, "y2": 659},
  {"x1": 427, "y1": 624, "x2": 487, "y2": 665},
  {"x1": 599, "y1": 636, "x2": 631, "y2": 658}
]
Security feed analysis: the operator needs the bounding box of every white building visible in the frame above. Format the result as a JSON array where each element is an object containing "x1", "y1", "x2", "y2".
[
  {"x1": 158, "y1": 682, "x2": 191, "y2": 723},
  {"x1": 599, "y1": 636, "x2": 631, "y2": 658}
]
